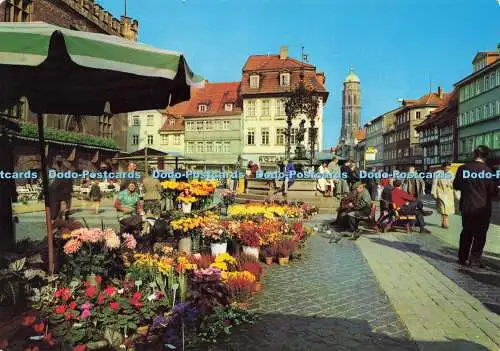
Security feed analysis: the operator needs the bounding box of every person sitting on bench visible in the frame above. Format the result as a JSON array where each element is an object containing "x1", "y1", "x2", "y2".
[
  {"x1": 338, "y1": 182, "x2": 372, "y2": 239},
  {"x1": 391, "y1": 179, "x2": 432, "y2": 234}
]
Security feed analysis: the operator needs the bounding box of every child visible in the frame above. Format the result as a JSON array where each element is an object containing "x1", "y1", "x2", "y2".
[{"x1": 89, "y1": 181, "x2": 101, "y2": 215}]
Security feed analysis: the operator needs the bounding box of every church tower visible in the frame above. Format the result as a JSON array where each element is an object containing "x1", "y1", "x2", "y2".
[{"x1": 341, "y1": 69, "x2": 361, "y2": 145}]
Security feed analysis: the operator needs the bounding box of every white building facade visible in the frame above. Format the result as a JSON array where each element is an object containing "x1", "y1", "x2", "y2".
[{"x1": 126, "y1": 110, "x2": 167, "y2": 153}]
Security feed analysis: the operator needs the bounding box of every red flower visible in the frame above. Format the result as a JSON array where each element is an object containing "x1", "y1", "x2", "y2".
[
  {"x1": 33, "y1": 322, "x2": 45, "y2": 333},
  {"x1": 104, "y1": 286, "x2": 116, "y2": 297},
  {"x1": 65, "y1": 312, "x2": 73, "y2": 321},
  {"x1": 69, "y1": 301, "x2": 77, "y2": 310},
  {"x1": 97, "y1": 294, "x2": 105, "y2": 305},
  {"x1": 85, "y1": 286, "x2": 96, "y2": 298},
  {"x1": 73, "y1": 345, "x2": 87, "y2": 351},
  {"x1": 129, "y1": 298, "x2": 143, "y2": 309},
  {"x1": 109, "y1": 301, "x2": 120, "y2": 312},
  {"x1": 94, "y1": 275, "x2": 103, "y2": 285},
  {"x1": 132, "y1": 292, "x2": 141, "y2": 300},
  {"x1": 54, "y1": 288, "x2": 72, "y2": 301},
  {"x1": 44, "y1": 332, "x2": 55, "y2": 346},
  {"x1": 22, "y1": 315, "x2": 36, "y2": 326},
  {"x1": 55, "y1": 305, "x2": 66, "y2": 314}
]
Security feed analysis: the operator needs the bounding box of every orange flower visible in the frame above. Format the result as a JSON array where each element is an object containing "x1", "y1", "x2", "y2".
[
  {"x1": 22, "y1": 315, "x2": 36, "y2": 326},
  {"x1": 33, "y1": 322, "x2": 45, "y2": 333}
]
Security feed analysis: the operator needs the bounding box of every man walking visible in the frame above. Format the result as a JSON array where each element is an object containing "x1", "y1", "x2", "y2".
[
  {"x1": 403, "y1": 166, "x2": 425, "y2": 199},
  {"x1": 453, "y1": 145, "x2": 499, "y2": 267}
]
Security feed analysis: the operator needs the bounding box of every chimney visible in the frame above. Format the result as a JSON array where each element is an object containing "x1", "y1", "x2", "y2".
[
  {"x1": 316, "y1": 72, "x2": 325, "y2": 85},
  {"x1": 280, "y1": 46, "x2": 288, "y2": 60},
  {"x1": 437, "y1": 86, "x2": 443, "y2": 99}
]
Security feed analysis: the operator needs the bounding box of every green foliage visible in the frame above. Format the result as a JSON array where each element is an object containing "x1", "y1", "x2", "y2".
[
  {"x1": 198, "y1": 304, "x2": 255, "y2": 344},
  {"x1": 19, "y1": 122, "x2": 117, "y2": 149}
]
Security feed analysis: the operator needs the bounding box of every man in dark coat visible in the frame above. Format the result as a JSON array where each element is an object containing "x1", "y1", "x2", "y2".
[{"x1": 453, "y1": 145, "x2": 499, "y2": 267}]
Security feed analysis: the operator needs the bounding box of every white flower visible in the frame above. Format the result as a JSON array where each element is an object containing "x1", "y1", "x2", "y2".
[
  {"x1": 117, "y1": 288, "x2": 124, "y2": 294},
  {"x1": 147, "y1": 293, "x2": 157, "y2": 301}
]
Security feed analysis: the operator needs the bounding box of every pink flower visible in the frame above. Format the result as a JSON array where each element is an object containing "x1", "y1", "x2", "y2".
[
  {"x1": 79, "y1": 228, "x2": 102, "y2": 243},
  {"x1": 63, "y1": 239, "x2": 82, "y2": 254},
  {"x1": 109, "y1": 301, "x2": 120, "y2": 312},
  {"x1": 104, "y1": 286, "x2": 116, "y2": 297},
  {"x1": 121, "y1": 233, "x2": 137, "y2": 250},
  {"x1": 81, "y1": 302, "x2": 92, "y2": 310},
  {"x1": 81, "y1": 309, "x2": 90, "y2": 319}
]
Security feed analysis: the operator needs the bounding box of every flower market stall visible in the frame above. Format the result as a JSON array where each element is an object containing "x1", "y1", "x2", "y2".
[{"x1": 1, "y1": 178, "x2": 318, "y2": 350}]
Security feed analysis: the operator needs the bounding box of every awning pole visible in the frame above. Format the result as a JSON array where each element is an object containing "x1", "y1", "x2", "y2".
[
  {"x1": 37, "y1": 113, "x2": 54, "y2": 274},
  {"x1": 175, "y1": 156, "x2": 179, "y2": 170}
]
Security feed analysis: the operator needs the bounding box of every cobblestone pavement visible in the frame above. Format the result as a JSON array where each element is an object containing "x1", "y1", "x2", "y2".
[
  {"x1": 214, "y1": 222, "x2": 418, "y2": 351},
  {"x1": 377, "y1": 233, "x2": 500, "y2": 315},
  {"x1": 357, "y1": 234, "x2": 500, "y2": 351}
]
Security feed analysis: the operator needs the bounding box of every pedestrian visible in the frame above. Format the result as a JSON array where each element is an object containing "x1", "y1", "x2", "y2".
[
  {"x1": 391, "y1": 179, "x2": 432, "y2": 234},
  {"x1": 453, "y1": 145, "x2": 499, "y2": 267},
  {"x1": 316, "y1": 160, "x2": 333, "y2": 196},
  {"x1": 403, "y1": 165, "x2": 425, "y2": 199},
  {"x1": 120, "y1": 162, "x2": 137, "y2": 191},
  {"x1": 89, "y1": 180, "x2": 101, "y2": 215},
  {"x1": 327, "y1": 157, "x2": 340, "y2": 196},
  {"x1": 431, "y1": 163, "x2": 455, "y2": 229},
  {"x1": 142, "y1": 168, "x2": 162, "y2": 215}
]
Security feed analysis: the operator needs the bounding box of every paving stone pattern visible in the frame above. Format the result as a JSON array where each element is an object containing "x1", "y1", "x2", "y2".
[
  {"x1": 357, "y1": 234, "x2": 500, "y2": 351},
  {"x1": 215, "y1": 230, "x2": 418, "y2": 351},
  {"x1": 388, "y1": 232, "x2": 500, "y2": 316}
]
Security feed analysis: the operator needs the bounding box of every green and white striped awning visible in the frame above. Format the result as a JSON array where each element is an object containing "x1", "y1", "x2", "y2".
[{"x1": 0, "y1": 22, "x2": 204, "y2": 114}]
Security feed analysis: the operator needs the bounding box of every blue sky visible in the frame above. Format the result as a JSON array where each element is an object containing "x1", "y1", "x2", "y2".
[{"x1": 100, "y1": 0, "x2": 499, "y2": 148}]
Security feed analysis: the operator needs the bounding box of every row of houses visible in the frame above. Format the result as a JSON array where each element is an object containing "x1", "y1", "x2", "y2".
[
  {"x1": 126, "y1": 46, "x2": 329, "y2": 170},
  {"x1": 357, "y1": 46, "x2": 500, "y2": 171}
]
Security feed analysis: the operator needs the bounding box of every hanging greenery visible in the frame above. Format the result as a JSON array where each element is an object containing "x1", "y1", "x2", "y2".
[{"x1": 19, "y1": 122, "x2": 117, "y2": 149}]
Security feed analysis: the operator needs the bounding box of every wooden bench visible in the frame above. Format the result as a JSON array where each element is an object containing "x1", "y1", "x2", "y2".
[
  {"x1": 378, "y1": 201, "x2": 417, "y2": 233},
  {"x1": 355, "y1": 201, "x2": 379, "y2": 233}
]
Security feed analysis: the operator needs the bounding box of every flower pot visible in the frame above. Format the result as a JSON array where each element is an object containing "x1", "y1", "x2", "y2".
[
  {"x1": 182, "y1": 202, "x2": 192, "y2": 213},
  {"x1": 211, "y1": 242, "x2": 228, "y2": 256},
  {"x1": 178, "y1": 237, "x2": 192, "y2": 255},
  {"x1": 278, "y1": 257, "x2": 289, "y2": 265},
  {"x1": 242, "y1": 245, "x2": 259, "y2": 258},
  {"x1": 265, "y1": 256, "x2": 273, "y2": 265}
]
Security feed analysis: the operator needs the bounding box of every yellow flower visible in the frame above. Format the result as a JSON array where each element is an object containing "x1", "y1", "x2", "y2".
[{"x1": 210, "y1": 262, "x2": 228, "y2": 271}]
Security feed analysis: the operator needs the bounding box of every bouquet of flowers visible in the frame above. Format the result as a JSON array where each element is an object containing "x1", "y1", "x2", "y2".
[
  {"x1": 176, "y1": 193, "x2": 197, "y2": 204},
  {"x1": 202, "y1": 220, "x2": 231, "y2": 244},
  {"x1": 220, "y1": 189, "x2": 236, "y2": 206},
  {"x1": 237, "y1": 221, "x2": 261, "y2": 247}
]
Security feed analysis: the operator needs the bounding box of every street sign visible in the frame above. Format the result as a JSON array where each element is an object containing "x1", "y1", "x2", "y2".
[
  {"x1": 365, "y1": 153, "x2": 376, "y2": 161},
  {"x1": 366, "y1": 146, "x2": 377, "y2": 153}
]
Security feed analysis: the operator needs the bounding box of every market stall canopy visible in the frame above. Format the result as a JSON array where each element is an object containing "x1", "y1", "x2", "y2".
[
  {"x1": 315, "y1": 152, "x2": 345, "y2": 161},
  {"x1": 0, "y1": 22, "x2": 204, "y2": 114}
]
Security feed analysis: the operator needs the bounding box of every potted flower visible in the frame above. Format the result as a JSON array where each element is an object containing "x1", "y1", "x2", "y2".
[
  {"x1": 177, "y1": 189, "x2": 196, "y2": 213},
  {"x1": 220, "y1": 189, "x2": 236, "y2": 207},
  {"x1": 275, "y1": 239, "x2": 297, "y2": 265},
  {"x1": 262, "y1": 246, "x2": 274, "y2": 265},
  {"x1": 238, "y1": 221, "x2": 261, "y2": 258},
  {"x1": 202, "y1": 220, "x2": 231, "y2": 256}
]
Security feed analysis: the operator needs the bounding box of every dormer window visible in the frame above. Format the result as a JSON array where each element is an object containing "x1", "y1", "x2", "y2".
[
  {"x1": 224, "y1": 103, "x2": 233, "y2": 112},
  {"x1": 250, "y1": 74, "x2": 259, "y2": 88},
  {"x1": 198, "y1": 104, "x2": 207, "y2": 112},
  {"x1": 169, "y1": 119, "x2": 175, "y2": 125},
  {"x1": 280, "y1": 72, "x2": 290, "y2": 87}
]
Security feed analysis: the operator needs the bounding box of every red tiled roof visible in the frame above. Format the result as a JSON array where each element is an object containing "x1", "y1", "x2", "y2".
[
  {"x1": 160, "y1": 115, "x2": 184, "y2": 132},
  {"x1": 183, "y1": 82, "x2": 242, "y2": 118},
  {"x1": 162, "y1": 88, "x2": 199, "y2": 117},
  {"x1": 354, "y1": 128, "x2": 366, "y2": 140},
  {"x1": 240, "y1": 55, "x2": 328, "y2": 99},
  {"x1": 415, "y1": 89, "x2": 457, "y2": 131}
]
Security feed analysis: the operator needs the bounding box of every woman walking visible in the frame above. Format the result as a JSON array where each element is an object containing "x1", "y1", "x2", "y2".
[
  {"x1": 89, "y1": 180, "x2": 102, "y2": 215},
  {"x1": 432, "y1": 163, "x2": 455, "y2": 229}
]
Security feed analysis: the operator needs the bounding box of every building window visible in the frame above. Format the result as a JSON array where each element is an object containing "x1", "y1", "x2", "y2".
[
  {"x1": 223, "y1": 142, "x2": 230, "y2": 153},
  {"x1": 187, "y1": 142, "x2": 195, "y2": 153},
  {"x1": 250, "y1": 75, "x2": 259, "y2": 88},
  {"x1": 215, "y1": 142, "x2": 223, "y2": 153},
  {"x1": 476, "y1": 80, "x2": 480, "y2": 94},
  {"x1": 261, "y1": 100, "x2": 270, "y2": 117},
  {"x1": 205, "y1": 142, "x2": 213, "y2": 153},
  {"x1": 276, "y1": 128, "x2": 285, "y2": 145},
  {"x1": 162, "y1": 135, "x2": 169, "y2": 145},
  {"x1": 247, "y1": 101, "x2": 256, "y2": 117},
  {"x1": 147, "y1": 115, "x2": 154, "y2": 126},
  {"x1": 280, "y1": 72, "x2": 290, "y2": 87},
  {"x1": 173, "y1": 135, "x2": 180, "y2": 145},
  {"x1": 225, "y1": 103, "x2": 233, "y2": 112},
  {"x1": 6, "y1": 0, "x2": 32, "y2": 22},
  {"x1": 196, "y1": 121, "x2": 203, "y2": 131},
  {"x1": 261, "y1": 128, "x2": 270, "y2": 145},
  {"x1": 133, "y1": 117, "x2": 140, "y2": 126},
  {"x1": 247, "y1": 130, "x2": 255, "y2": 145},
  {"x1": 276, "y1": 99, "x2": 285, "y2": 116},
  {"x1": 147, "y1": 135, "x2": 154, "y2": 145},
  {"x1": 132, "y1": 135, "x2": 139, "y2": 145},
  {"x1": 416, "y1": 111, "x2": 421, "y2": 119},
  {"x1": 497, "y1": 70, "x2": 500, "y2": 86},
  {"x1": 223, "y1": 120, "x2": 230, "y2": 130},
  {"x1": 169, "y1": 119, "x2": 175, "y2": 125},
  {"x1": 290, "y1": 128, "x2": 298, "y2": 144},
  {"x1": 185, "y1": 121, "x2": 194, "y2": 131},
  {"x1": 198, "y1": 104, "x2": 207, "y2": 112},
  {"x1": 485, "y1": 76, "x2": 489, "y2": 91},
  {"x1": 205, "y1": 120, "x2": 214, "y2": 130},
  {"x1": 215, "y1": 120, "x2": 222, "y2": 130},
  {"x1": 196, "y1": 142, "x2": 204, "y2": 153}
]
